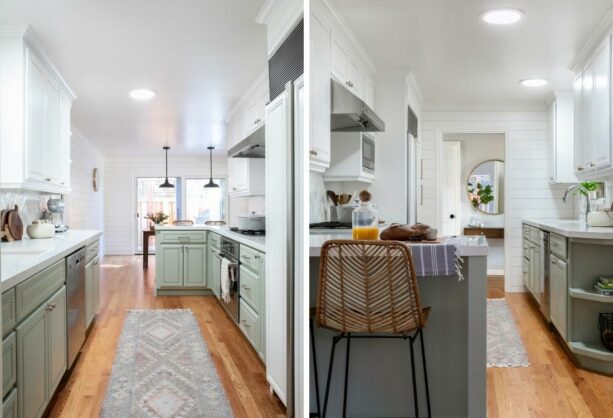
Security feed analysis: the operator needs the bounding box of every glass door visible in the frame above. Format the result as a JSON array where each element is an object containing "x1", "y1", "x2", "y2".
[
  {"x1": 135, "y1": 177, "x2": 180, "y2": 253},
  {"x1": 183, "y1": 178, "x2": 226, "y2": 224}
]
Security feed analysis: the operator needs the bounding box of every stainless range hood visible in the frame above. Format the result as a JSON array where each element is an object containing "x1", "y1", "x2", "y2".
[
  {"x1": 331, "y1": 79, "x2": 385, "y2": 132},
  {"x1": 228, "y1": 125, "x2": 265, "y2": 158}
]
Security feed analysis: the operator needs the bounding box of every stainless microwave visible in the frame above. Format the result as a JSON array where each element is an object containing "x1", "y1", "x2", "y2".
[{"x1": 362, "y1": 133, "x2": 375, "y2": 174}]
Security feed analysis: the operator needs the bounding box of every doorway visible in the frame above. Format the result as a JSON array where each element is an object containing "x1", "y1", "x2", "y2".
[{"x1": 135, "y1": 177, "x2": 180, "y2": 253}]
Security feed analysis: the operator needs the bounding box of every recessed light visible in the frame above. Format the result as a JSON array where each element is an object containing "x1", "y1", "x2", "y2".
[
  {"x1": 519, "y1": 78, "x2": 548, "y2": 87},
  {"x1": 129, "y1": 89, "x2": 156, "y2": 100},
  {"x1": 480, "y1": 8, "x2": 524, "y2": 25}
]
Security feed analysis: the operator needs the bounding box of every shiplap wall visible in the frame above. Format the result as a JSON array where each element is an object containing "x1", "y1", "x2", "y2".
[
  {"x1": 418, "y1": 110, "x2": 576, "y2": 292},
  {"x1": 103, "y1": 156, "x2": 251, "y2": 255},
  {"x1": 64, "y1": 127, "x2": 106, "y2": 253}
]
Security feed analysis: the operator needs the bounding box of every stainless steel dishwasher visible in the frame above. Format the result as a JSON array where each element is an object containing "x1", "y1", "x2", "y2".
[{"x1": 66, "y1": 248, "x2": 86, "y2": 368}]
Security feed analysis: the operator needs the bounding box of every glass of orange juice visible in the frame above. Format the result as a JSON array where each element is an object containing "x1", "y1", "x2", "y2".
[{"x1": 351, "y1": 190, "x2": 379, "y2": 240}]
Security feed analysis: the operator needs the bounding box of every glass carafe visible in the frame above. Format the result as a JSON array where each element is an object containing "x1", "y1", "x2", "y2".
[{"x1": 352, "y1": 192, "x2": 379, "y2": 240}]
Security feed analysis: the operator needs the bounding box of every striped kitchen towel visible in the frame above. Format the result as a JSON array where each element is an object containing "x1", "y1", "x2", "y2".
[{"x1": 406, "y1": 241, "x2": 463, "y2": 280}]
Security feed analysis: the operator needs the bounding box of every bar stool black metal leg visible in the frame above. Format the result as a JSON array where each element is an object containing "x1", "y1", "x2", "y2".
[
  {"x1": 409, "y1": 337, "x2": 420, "y2": 418},
  {"x1": 419, "y1": 329, "x2": 431, "y2": 418},
  {"x1": 322, "y1": 335, "x2": 341, "y2": 418},
  {"x1": 310, "y1": 319, "x2": 321, "y2": 418},
  {"x1": 342, "y1": 334, "x2": 351, "y2": 418}
]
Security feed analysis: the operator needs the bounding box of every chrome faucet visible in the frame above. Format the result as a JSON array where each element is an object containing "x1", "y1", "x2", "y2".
[{"x1": 563, "y1": 184, "x2": 591, "y2": 224}]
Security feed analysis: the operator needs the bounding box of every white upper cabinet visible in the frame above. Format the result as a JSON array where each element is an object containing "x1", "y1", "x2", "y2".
[
  {"x1": 573, "y1": 32, "x2": 613, "y2": 179},
  {"x1": 330, "y1": 31, "x2": 348, "y2": 85},
  {"x1": 329, "y1": 28, "x2": 373, "y2": 103},
  {"x1": 309, "y1": 10, "x2": 331, "y2": 172},
  {"x1": 362, "y1": 73, "x2": 375, "y2": 109},
  {"x1": 548, "y1": 91, "x2": 577, "y2": 184},
  {"x1": 227, "y1": 158, "x2": 265, "y2": 197},
  {"x1": 0, "y1": 27, "x2": 75, "y2": 194}
]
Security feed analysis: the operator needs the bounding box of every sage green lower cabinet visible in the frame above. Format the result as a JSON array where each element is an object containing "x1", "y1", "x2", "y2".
[
  {"x1": 237, "y1": 245, "x2": 266, "y2": 360},
  {"x1": 85, "y1": 256, "x2": 100, "y2": 328},
  {"x1": 183, "y1": 245, "x2": 207, "y2": 288},
  {"x1": 3, "y1": 388, "x2": 17, "y2": 418},
  {"x1": 17, "y1": 286, "x2": 67, "y2": 418},
  {"x1": 2, "y1": 289, "x2": 16, "y2": 338},
  {"x1": 550, "y1": 255, "x2": 568, "y2": 340},
  {"x1": 157, "y1": 245, "x2": 184, "y2": 287},
  {"x1": 2, "y1": 332, "x2": 16, "y2": 398},
  {"x1": 208, "y1": 246, "x2": 221, "y2": 298}
]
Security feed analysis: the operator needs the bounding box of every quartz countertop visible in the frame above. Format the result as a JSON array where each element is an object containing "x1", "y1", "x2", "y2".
[
  {"x1": 309, "y1": 233, "x2": 488, "y2": 257},
  {"x1": 1, "y1": 230, "x2": 102, "y2": 291},
  {"x1": 523, "y1": 219, "x2": 613, "y2": 239},
  {"x1": 154, "y1": 225, "x2": 266, "y2": 252}
]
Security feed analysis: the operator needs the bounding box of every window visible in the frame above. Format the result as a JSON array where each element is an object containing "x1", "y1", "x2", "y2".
[
  {"x1": 184, "y1": 178, "x2": 226, "y2": 224},
  {"x1": 136, "y1": 177, "x2": 180, "y2": 252}
]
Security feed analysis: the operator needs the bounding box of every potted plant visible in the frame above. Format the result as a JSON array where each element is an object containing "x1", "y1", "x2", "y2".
[{"x1": 145, "y1": 212, "x2": 169, "y2": 229}]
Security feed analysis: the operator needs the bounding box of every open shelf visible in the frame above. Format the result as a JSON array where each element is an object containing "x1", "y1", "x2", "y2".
[
  {"x1": 569, "y1": 288, "x2": 613, "y2": 303},
  {"x1": 570, "y1": 342, "x2": 613, "y2": 361}
]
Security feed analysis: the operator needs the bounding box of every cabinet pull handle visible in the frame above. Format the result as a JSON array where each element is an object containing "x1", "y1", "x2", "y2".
[
  {"x1": 241, "y1": 284, "x2": 250, "y2": 290},
  {"x1": 242, "y1": 320, "x2": 251, "y2": 328},
  {"x1": 242, "y1": 255, "x2": 251, "y2": 260},
  {"x1": 309, "y1": 149, "x2": 318, "y2": 156},
  {"x1": 577, "y1": 166, "x2": 584, "y2": 171},
  {"x1": 590, "y1": 162, "x2": 596, "y2": 168},
  {"x1": 45, "y1": 178, "x2": 51, "y2": 182}
]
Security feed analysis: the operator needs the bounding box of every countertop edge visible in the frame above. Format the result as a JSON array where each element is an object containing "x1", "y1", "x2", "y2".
[
  {"x1": 523, "y1": 219, "x2": 613, "y2": 239},
  {"x1": 2, "y1": 231, "x2": 103, "y2": 291},
  {"x1": 154, "y1": 226, "x2": 266, "y2": 252}
]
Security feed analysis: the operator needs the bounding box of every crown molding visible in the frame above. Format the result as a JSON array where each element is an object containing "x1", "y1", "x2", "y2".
[
  {"x1": 569, "y1": 8, "x2": 613, "y2": 72},
  {"x1": 224, "y1": 68, "x2": 268, "y2": 123}
]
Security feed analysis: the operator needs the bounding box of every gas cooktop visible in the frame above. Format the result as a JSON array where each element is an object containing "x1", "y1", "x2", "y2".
[
  {"x1": 309, "y1": 222, "x2": 352, "y2": 229},
  {"x1": 229, "y1": 227, "x2": 265, "y2": 236}
]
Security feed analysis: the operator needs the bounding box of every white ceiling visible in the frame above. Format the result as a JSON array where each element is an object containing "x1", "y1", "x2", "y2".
[
  {"x1": 0, "y1": 0, "x2": 268, "y2": 157},
  {"x1": 333, "y1": 0, "x2": 613, "y2": 109}
]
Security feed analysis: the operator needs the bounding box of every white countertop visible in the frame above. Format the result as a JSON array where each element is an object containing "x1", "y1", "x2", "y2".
[
  {"x1": 1, "y1": 230, "x2": 102, "y2": 291},
  {"x1": 523, "y1": 219, "x2": 613, "y2": 239},
  {"x1": 154, "y1": 225, "x2": 266, "y2": 252},
  {"x1": 309, "y1": 234, "x2": 488, "y2": 257}
]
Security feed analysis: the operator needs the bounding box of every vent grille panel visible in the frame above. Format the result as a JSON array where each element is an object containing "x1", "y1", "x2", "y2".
[{"x1": 268, "y1": 19, "x2": 304, "y2": 101}]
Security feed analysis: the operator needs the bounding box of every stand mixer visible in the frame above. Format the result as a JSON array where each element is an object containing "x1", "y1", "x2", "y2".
[{"x1": 44, "y1": 198, "x2": 69, "y2": 232}]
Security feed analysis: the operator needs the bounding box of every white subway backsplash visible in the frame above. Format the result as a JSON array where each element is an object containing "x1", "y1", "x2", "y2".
[{"x1": 0, "y1": 190, "x2": 54, "y2": 227}]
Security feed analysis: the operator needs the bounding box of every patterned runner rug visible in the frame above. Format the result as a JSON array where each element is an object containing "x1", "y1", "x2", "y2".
[
  {"x1": 101, "y1": 309, "x2": 234, "y2": 417},
  {"x1": 487, "y1": 299, "x2": 530, "y2": 367}
]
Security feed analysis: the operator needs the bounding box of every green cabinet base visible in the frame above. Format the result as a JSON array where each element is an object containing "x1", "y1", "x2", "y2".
[{"x1": 156, "y1": 289, "x2": 213, "y2": 296}]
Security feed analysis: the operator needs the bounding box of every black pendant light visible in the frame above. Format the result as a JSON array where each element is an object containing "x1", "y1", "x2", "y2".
[
  {"x1": 204, "y1": 146, "x2": 219, "y2": 188},
  {"x1": 159, "y1": 146, "x2": 174, "y2": 188}
]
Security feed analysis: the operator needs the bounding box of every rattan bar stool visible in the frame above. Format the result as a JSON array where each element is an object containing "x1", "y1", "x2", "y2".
[{"x1": 316, "y1": 240, "x2": 432, "y2": 418}]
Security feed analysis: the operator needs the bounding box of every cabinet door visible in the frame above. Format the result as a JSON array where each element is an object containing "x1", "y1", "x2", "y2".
[
  {"x1": 157, "y1": 245, "x2": 184, "y2": 288},
  {"x1": 347, "y1": 51, "x2": 362, "y2": 96},
  {"x1": 16, "y1": 304, "x2": 47, "y2": 418},
  {"x1": 58, "y1": 94, "x2": 72, "y2": 188},
  {"x1": 84, "y1": 259, "x2": 95, "y2": 327},
  {"x1": 590, "y1": 35, "x2": 612, "y2": 170},
  {"x1": 550, "y1": 256, "x2": 568, "y2": 340},
  {"x1": 574, "y1": 73, "x2": 585, "y2": 174},
  {"x1": 47, "y1": 287, "x2": 67, "y2": 395},
  {"x1": 244, "y1": 97, "x2": 260, "y2": 135},
  {"x1": 258, "y1": 89, "x2": 269, "y2": 124},
  {"x1": 362, "y1": 73, "x2": 375, "y2": 109},
  {"x1": 44, "y1": 76, "x2": 61, "y2": 183},
  {"x1": 3, "y1": 388, "x2": 17, "y2": 418},
  {"x1": 228, "y1": 158, "x2": 248, "y2": 194},
  {"x1": 522, "y1": 256, "x2": 530, "y2": 290},
  {"x1": 93, "y1": 257, "x2": 100, "y2": 315},
  {"x1": 208, "y1": 247, "x2": 221, "y2": 298},
  {"x1": 581, "y1": 60, "x2": 595, "y2": 172},
  {"x1": 183, "y1": 244, "x2": 207, "y2": 288},
  {"x1": 310, "y1": 12, "x2": 331, "y2": 172},
  {"x1": 330, "y1": 31, "x2": 348, "y2": 84},
  {"x1": 258, "y1": 253, "x2": 266, "y2": 361},
  {"x1": 26, "y1": 48, "x2": 48, "y2": 183}
]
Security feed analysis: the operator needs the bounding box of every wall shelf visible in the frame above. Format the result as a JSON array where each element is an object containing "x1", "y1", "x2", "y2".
[
  {"x1": 570, "y1": 341, "x2": 613, "y2": 361},
  {"x1": 569, "y1": 288, "x2": 613, "y2": 303}
]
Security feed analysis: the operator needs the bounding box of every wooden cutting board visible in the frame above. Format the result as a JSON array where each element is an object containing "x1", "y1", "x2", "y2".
[
  {"x1": 1, "y1": 209, "x2": 11, "y2": 241},
  {"x1": 7, "y1": 206, "x2": 23, "y2": 240}
]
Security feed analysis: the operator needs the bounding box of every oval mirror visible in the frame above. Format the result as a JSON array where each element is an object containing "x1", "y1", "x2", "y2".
[{"x1": 466, "y1": 160, "x2": 505, "y2": 215}]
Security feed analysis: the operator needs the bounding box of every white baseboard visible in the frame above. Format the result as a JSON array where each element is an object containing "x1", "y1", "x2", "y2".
[{"x1": 488, "y1": 269, "x2": 504, "y2": 276}]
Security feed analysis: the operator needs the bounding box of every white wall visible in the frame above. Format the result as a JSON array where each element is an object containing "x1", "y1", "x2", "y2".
[
  {"x1": 418, "y1": 110, "x2": 575, "y2": 292},
  {"x1": 103, "y1": 156, "x2": 255, "y2": 255},
  {"x1": 64, "y1": 127, "x2": 105, "y2": 252}
]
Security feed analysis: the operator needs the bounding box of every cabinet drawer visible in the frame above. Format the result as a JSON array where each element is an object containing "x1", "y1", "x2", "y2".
[
  {"x1": 15, "y1": 259, "x2": 65, "y2": 323},
  {"x1": 239, "y1": 298, "x2": 261, "y2": 351},
  {"x1": 85, "y1": 240, "x2": 99, "y2": 263},
  {"x1": 2, "y1": 331, "x2": 16, "y2": 399},
  {"x1": 157, "y1": 231, "x2": 207, "y2": 244},
  {"x1": 523, "y1": 245, "x2": 529, "y2": 260},
  {"x1": 529, "y1": 226, "x2": 540, "y2": 243},
  {"x1": 550, "y1": 233, "x2": 567, "y2": 261},
  {"x1": 522, "y1": 224, "x2": 530, "y2": 240},
  {"x1": 240, "y1": 245, "x2": 261, "y2": 273},
  {"x1": 3, "y1": 387, "x2": 17, "y2": 418},
  {"x1": 240, "y1": 266, "x2": 260, "y2": 314},
  {"x1": 2, "y1": 289, "x2": 16, "y2": 337},
  {"x1": 208, "y1": 233, "x2": 221, "y2": 250}
]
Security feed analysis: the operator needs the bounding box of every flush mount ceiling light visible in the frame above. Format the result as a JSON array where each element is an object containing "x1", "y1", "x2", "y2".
[
  {"x1": 480, "y1": 8, "x2": 525, "y2": 25},
  {"x1": 204, "y1": 146, "x2": 219, "y2": 188},
  {"x1": 159, "y1": 146, "x2": 174, "y2": 188},
  {"x1": 519, "y1": 78, "x2": 548, "y2": 87},
  {"x1": 129, "y1": 89, "x2": 156, "y2": 100}
]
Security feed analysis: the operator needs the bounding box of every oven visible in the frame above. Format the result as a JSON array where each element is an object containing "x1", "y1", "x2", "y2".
[
  {"x1": 216, "y1": 236, "x2": 240, "y2": 323},
  {"x1": 362, "y1": 133, "x2": 375, "y2": 174}
]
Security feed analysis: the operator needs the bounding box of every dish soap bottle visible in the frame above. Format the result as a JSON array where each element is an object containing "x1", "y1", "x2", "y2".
[{"x1": 352, "y1": 190, "x2": 379, "y2": 240}]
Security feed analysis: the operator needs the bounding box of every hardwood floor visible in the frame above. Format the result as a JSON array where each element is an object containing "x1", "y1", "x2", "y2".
[
  {"x1": 46, "y1": 255, "x2": 285, "y2": 418},
  {"x1": 487, "y1": 283, "x2": 613, "y2": 418}
]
